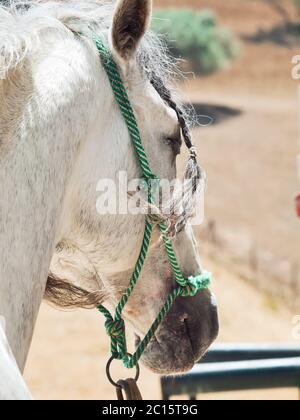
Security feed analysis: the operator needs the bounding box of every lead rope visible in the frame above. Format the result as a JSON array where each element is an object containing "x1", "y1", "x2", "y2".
[{"x1": 94, "y1": 36, "x2": 212, "y2": 371}]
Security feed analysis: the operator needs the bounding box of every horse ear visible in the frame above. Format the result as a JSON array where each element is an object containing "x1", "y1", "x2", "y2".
[{"x1": 111, "y1": 0, "x2": 152, "y2": 61}]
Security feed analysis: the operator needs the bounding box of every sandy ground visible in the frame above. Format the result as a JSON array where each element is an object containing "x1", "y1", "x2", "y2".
[
  {"x1": 188, "y1": 87, "x2": 300, "y2": 263},
  {"x1": 172, "y1": 0, "x2": 300, "y2": 262},
  {"x1": 24, "y1": 252, "x2": 299, "y2": 400}
]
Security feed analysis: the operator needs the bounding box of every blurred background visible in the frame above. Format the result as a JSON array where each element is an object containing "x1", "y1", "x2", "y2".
[{"x1": 25, "y1": 0, "x2": 300, "y2": 400}]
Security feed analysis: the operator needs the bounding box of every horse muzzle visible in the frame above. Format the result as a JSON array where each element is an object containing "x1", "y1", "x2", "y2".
[{"x1": 137, "y1": 289, "x2": 219, "y2": 375}]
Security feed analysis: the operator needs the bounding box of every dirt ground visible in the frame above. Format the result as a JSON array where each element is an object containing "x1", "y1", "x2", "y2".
[
  {"x1": 158, "y1": 0, "x2": 300, "y2": 263},
  {"x1": 24, "y1": 0, "x2": 300, "y2": 400}
]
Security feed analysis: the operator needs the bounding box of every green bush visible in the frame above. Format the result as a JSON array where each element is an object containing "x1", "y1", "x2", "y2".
[
  {"x1": 294, "y1": 0, "x2": 300, "y2": 15},
  {"x1": 152, "y1": 9, "x2": 239, "y2": 75}
]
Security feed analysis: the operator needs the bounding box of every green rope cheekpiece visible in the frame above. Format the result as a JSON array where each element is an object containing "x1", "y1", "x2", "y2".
[{"x1": 94, "y1": 36, "x2": 212, "y2": 370}]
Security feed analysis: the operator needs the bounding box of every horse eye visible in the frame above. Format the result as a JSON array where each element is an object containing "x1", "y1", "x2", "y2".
[
  {"x1": 164, "y1": 137, "x2": 175, "y2": 146},
  {"x1": 164, "y1": 134, "x2": 182, "y2": 156}
]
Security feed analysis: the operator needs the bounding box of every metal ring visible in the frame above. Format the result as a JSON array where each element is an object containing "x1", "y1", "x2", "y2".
[{"x1": 106, "y1": 354, "x2": 140, "y2": 388}]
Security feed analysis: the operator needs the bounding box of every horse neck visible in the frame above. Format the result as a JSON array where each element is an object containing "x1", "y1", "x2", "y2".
[
  {"x1": 0, "y1": 320, "x2": 32, "y2": 399},
  {"x1": 0, "y1": 36, "x2": 101, "y2": 370}
]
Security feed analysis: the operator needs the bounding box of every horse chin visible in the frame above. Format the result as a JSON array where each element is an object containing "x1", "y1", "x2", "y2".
[{"x1": 135, "y1": 332, "x2": 196, "y2": 375}]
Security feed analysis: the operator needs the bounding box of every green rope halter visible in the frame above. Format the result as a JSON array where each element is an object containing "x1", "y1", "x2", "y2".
[{"x1": 94, "y1": 36, "x2": 212, "y2": 370}]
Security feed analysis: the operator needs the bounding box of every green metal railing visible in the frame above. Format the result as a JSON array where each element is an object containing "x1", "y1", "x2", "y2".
[{"x1": 161, "y1": 344, "x2": 300, "y2": 400}]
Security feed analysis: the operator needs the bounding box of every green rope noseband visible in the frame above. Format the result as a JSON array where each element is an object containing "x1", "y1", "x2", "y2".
[{"x1": 94, "y1": 36, "x2": 212, "y2": 370}]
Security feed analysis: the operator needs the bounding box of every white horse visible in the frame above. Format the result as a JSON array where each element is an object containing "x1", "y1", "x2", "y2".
[{"x1": 0, "y1": 0, "x2": 219, "y2": 399}]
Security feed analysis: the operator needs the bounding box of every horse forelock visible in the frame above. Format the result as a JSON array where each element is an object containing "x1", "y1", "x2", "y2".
[{"x1": 0, "y1": 1, "x2": 177, "y2": 87}]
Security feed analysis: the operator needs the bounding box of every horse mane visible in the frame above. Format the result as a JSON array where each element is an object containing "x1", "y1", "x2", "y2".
[
  {"x1": 0, "y1": 0, "x2": 108, "y2": 78},
  {"x1": 45, "y1": 274, "x2": 108, "y2": 309},
  {"x1": 0, "y1": 0, "x2": 177, "y2": 84}
]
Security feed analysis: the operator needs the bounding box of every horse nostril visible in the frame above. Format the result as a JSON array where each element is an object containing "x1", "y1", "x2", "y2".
[{"x1": 179, "y1": 313, "x2": 189, "y2": 323}]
